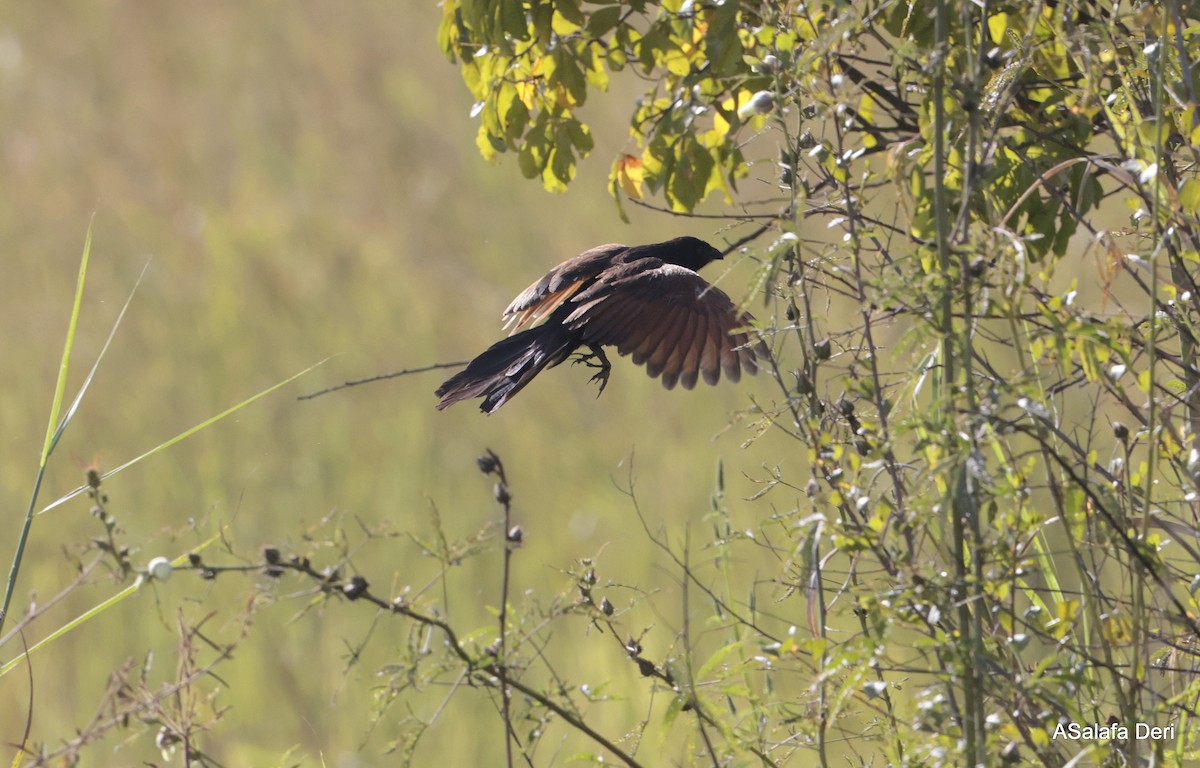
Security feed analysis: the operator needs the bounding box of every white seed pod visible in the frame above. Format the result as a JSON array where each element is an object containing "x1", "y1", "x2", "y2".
[{"x1": 147, "y1": 556, "x2": 173, "y2": 582}]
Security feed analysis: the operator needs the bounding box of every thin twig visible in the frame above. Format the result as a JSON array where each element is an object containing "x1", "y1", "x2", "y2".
[
  {"x1": 485, "y1": 449, "x2": 518, "y2": 768},
  {"x1": 297, "y1": 361, "x2": 468, "y2": 401},
  {"x1": 680, "y1": 530, "x2": 721, "y2": 768},
  {"x1": 255, "y1": 544, "x2": 646, "y2": 767}
]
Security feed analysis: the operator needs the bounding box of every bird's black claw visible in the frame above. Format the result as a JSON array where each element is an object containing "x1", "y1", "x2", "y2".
[
  {"x1": 589, "y1": 368, "x2": 609, "y2": 397},
  {"x1": 572, "y1": 345, "x2": 611, "y2": 397}
]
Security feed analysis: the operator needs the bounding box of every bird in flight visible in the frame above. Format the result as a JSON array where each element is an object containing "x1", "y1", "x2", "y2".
[{"x1": 435, "y1": 236, "x2": 767, "y2": 413}]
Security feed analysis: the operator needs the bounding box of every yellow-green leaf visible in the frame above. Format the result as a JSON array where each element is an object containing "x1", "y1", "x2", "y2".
[{"x1": 1180, "y1": 178, "x2": 1200, "y2": 215}]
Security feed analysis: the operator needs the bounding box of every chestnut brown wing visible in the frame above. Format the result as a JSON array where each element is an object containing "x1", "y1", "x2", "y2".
[
  {"x1": 502, "y1": 243, "x2": 630, "y2": 333},
  {"x1": 563, "y1": 262, "x2": 764, "y2": 390}
]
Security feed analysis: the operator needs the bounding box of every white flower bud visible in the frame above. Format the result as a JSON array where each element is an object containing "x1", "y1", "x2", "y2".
[{"x1": 147, "y1": 556, "x2": 173, "y2": 582}]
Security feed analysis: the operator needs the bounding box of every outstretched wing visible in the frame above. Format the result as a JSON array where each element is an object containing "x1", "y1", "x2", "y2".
[
  {"x1": 564, "y1": 261, "x2": 766, "y2": 390},
  {"x1": 502, "y1": 243, "x2": 630, "y2": 333}
]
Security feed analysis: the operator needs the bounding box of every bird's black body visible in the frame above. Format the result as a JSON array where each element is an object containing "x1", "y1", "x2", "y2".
[{"x1": 435, "y1": 236, "x2": 764, "y2": 413}]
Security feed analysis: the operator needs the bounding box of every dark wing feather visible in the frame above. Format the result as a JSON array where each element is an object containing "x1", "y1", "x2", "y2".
[
  {"x1": 676, "y1": 310, "x2": 707, "y2": 390},
  {"x1": 642, "y1": 305, "x2": 690, "y2": 375},
  {"x1": 564, "y1": 263, "x2": 764, "y2": 389},
  {"x1": 699, "y1": 309, "x2": 722, "y2": 386},
  {"x1": 502, "y1": 243, "x2": 630, "y2": 333}
]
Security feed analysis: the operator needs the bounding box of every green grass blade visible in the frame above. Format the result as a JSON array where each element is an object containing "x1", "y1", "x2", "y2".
[
  {"x1": 52, "y1": 258, "x2": 150, "y2": 448},
  {"x1": 0, "y1": 581, "x2": 141, "y2": 679},
  {"x1": 0, "y1": 531, "x2": 223, "y2": 679},
  {"x1": 1, "y1": 530, "x2": 225, "y2": 681},
  {"x1": 39, "y1": 358, "x2": 329, "y2": 515},
  {"x1": 1, "y1": 227, "x2": 93, "y2": 637},
  {"x1": 40, "y1": 224, "x2": 92, "y2": 466}
]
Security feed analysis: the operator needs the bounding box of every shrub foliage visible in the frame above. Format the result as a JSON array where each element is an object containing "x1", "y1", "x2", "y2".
[{"x1": 436, "y1": 0, "x2": 1200, "y2": 765}]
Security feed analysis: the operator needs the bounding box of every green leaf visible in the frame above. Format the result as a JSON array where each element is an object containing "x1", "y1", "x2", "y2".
[
  {"x1": 566, "y1": 119, "x2": 593, "y2": 154},
  {"x1": 501, "y1": 87, "x2": 529, "y2": 140},
  {"x1": 705, "y1": 0, "x2": 742, "y2": 75},
  {"x1": 587, "y1": 5, "x2": 623, "y2": 37},
  {"x1": 662, "y1": 693, "x2": 689, "y2": 727},
  {"x1": 532, "y1": 2, "x2": 554, "y2": 44},
  {"x1": 661, "y1": 46, "x2": 691, "y2": 77},
  {"x1": 555, "y1": 47, "x2": 588, "y2": 104},
  {"x1": 1180, "y1": 178, "x2": 1200, "y2": 215},
  {"x1": 556, "y1": 0, "x2": 584, "y2": 26},
  {"x1": 518, "y1": 141, "x2": 541, "y2": 179},
  {"x1": 475, "y1": 123, "x2": 505, "y2": 160},
  {"x1": 987, "y1": 12, "x2": 1009, "y2": 42},
  {"x1": 548, "y1": 143, "x2": 574, "y2": 187},
  {"x1": 638, "y1": 21, "x2": 666, "y2": 73},
  {"x1": 500, "y1": 0, "x2": 529, "y2": 40}
]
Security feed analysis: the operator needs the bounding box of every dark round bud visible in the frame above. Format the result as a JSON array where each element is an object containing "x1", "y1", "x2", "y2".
[
  {"x1": 838, "y1": 398, "x2": 855, "y2": 416},
  {"x1": 200, "y1": 568, "x2": 217, "y2": 581},
  {"x1": 1112, "y1": 421, "x2": 1129, "y2": 441},
  {"x1": 507, "y1": 525, "x2": 524, "y2": 543},
  {"x1": 264, "y1": 565, "x2": 285, "y2": 578},
  {"x1": 601, "y1": 597, "x2": 614, "y2": 615},
  {"x1": 262, "y1": 546, "x2": 281, "y2": 565},
  {"x1": 494, "y1": 482, "x2": 511, "y2": 505},
  {"x1": 187, "y1": 553, "x2": 203, "y2": 567},
  {"x1": 342, "y1": 575, "x2": 369, "y2": 600},
  {"x1": 814, "y1": 338, "x2": 832, "y2": 360},
  {"x1": 794, "y1": 370, "x2": 813, "y2": 394},
  {"x1": 968, "y1": 257, "x2": 986, "y2": 277},
  {"x1": 156, "y1": 727, "x2": 178, "y2": 749},
  {"x1": 1000, "y1": 741, "x2": 1021, "y2": 763},
  {"x1": 476, "y1": 454, "x2": 498, "y2": 474}
]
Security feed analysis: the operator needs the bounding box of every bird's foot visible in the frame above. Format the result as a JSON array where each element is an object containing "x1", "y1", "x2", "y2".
[{"x1": 572, "y1": 345, "x2": 611, "y2": 397}]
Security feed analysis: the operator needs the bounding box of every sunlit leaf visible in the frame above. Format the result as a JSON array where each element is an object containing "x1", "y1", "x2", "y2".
[
  {"x1": 612, "y1": 153, "x2": 644, "y2": 200},
  {"x1": 1180, "y1": 178, "x2": 1200, "y2": 215}
]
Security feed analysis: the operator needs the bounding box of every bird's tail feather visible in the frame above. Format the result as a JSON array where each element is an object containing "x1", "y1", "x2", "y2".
[{"x1": 435, "y1": 324, "x2": 577, "y2": 413}]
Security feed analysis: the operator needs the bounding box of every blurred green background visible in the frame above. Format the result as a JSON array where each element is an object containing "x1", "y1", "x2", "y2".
[{"x1": 0, "y1": 2, "x2": 794, "y2": 764}]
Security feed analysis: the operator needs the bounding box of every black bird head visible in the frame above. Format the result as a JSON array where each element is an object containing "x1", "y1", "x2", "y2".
[{"x1": 622, "y1": 236, "x2": 723, "y2": 272}]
